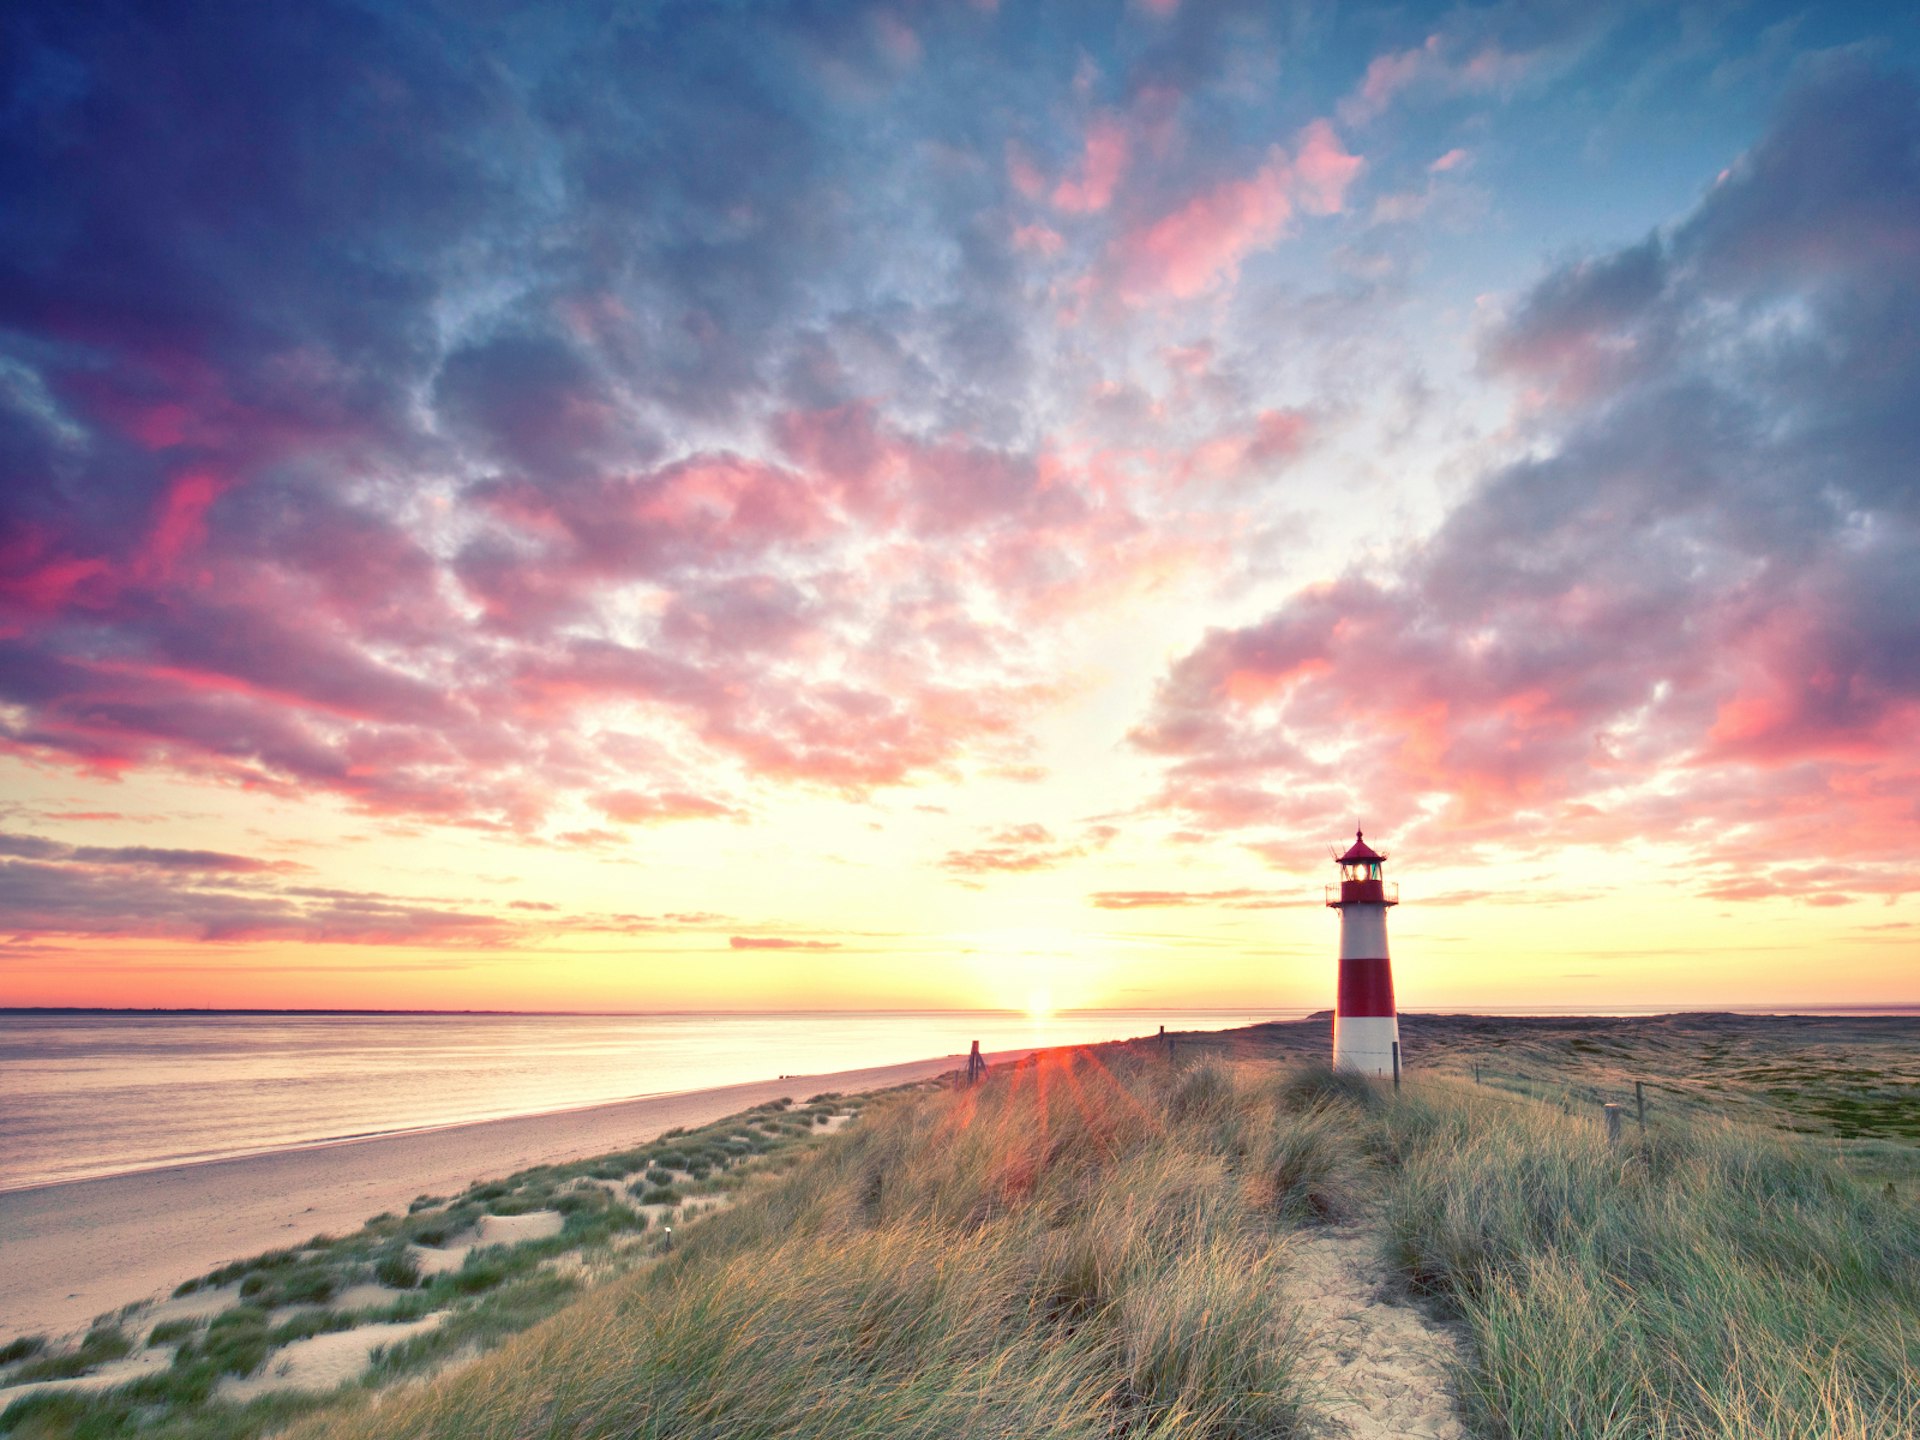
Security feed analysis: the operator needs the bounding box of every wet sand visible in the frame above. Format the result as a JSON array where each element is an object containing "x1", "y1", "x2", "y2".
[{"x1": 0, "y1": 1049, "x2": 1017, "y2": 1339}]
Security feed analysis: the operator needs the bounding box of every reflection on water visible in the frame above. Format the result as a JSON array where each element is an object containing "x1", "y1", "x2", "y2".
[{"x1": 0, "y1": 1009, "x2": 1280, "y2": 1189}]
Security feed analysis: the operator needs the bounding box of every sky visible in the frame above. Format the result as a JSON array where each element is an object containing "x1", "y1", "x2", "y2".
[{"x1": 3, "y1": 0, "x2": 1918, "y2": 1014}]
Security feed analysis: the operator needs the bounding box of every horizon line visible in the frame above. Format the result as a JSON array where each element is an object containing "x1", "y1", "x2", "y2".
[{"x1": 5, "y1": 1003, "x2": 1918, "y2": 1017}]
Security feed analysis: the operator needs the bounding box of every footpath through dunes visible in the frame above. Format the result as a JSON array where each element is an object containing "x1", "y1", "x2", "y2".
[{"x1": 1289, "y1": 1224, "x2": 1465, "y2": 1440}]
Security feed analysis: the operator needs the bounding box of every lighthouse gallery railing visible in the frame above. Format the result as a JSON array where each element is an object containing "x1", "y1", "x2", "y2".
[{"x1": 1325, "y1": 880, "x2": 1399, "y2": 907}]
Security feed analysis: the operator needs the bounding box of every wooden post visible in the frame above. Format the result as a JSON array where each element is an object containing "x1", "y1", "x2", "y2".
[
  {"x1": 1635, "y1": 1081, "x2": 1646, "y2": 1130},
  {"x1": 1604, "y1": 1103, "x2": 1623, "y2": 1147},
  {"x1": 1473, "y1": 1062, "x2": 1481, "y2": 1086},
  {"x1": 1391, "y1": 1040, "x2": 1401, "y2": 1092},
  {"x1": 967, "y1": 1040, "x2": 986, "y2": 1086}
]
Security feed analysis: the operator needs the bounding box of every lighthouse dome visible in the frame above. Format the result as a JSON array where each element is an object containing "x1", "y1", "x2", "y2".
[{"x1": 1336, "y1": 829, "x2": 1385, "y2": 864}]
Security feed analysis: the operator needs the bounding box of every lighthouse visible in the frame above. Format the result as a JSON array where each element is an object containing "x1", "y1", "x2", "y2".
[{"x1": 1325, "y1": 828, "x2": 1400, "y2": 1079}]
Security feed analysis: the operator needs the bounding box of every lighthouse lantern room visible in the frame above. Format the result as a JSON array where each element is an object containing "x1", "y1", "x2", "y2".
[{"x1": 1325, "y1": 828, "x2": 1401, "y2": 1079}]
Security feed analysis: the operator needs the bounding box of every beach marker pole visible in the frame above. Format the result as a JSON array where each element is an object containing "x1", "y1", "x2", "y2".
[
  {"x1": 1604, "y1": 1103, "x2": 1623, "y2": 1148},
  {"x1": 1325, "y1": 827, "x2": 1400, "y2": 1079},
  {"x1": 1635, "y1": 1081, "x2": 1646, "y2": 1130},
  {"x1": 967, "y1": 1040, "x2": 986, "y2": 1086}
]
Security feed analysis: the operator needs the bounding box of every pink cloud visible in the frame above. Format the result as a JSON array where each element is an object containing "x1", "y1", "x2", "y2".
[
  {"x1": 596, "y1": 789, "x2": 741, "y2": 824},
  {"x1": 1351, "y1": 38, "x2": 1436, "y2": 120},
  {"x1": 0, "y1": 525, "x2": 110, "y2": 614},
  {"x1": 0, "y1": 845, "x2": 517, "y2": 946},
  {"x1": 140, "y1": 469, "x2": 234, "y2": 581},
  {"x1": 1110, "y1": 125, "x2": 1360, "y2": 301},
  {"x1": 1341, "y1": 35, "x2": 1540, "y2": 125},
  {"x1": 1006, "y1": 141, "x2": 1047, "y2": 200},
  {"x1": 1052, "y1": 116, "x2": 1129, "y2": 214},
  {"x1": 1171, "y1": 409, "x2": 1313, "y2": 486},
  {"x1": 1115, "y1": 152, "x2": 1293, "y2": 300},
  {"x1": 1292, "y1": 120, "x2": 1364, "y2": 216},
  {"x1": 872, "y1": 12, "x2": 921, "y2": 68},
  {"x1": 1161, "y1": 342, "x2": 1215, "y2": 376},
  {"x1": 940, "y1": 821, "x2": 1116, "y2": 880},
  {"x1": 729, "y1": 935, "x2": 841, "y2": 950},
  {"x1": 1429, "y1": 147, "x2": 1470, "y2": 173},
  {"x1": 1088, "y1": 888, "x2": 1281, "y2": 909},
  {"x1": 1012, "y1": 223, "x2": 1067, "y2": 256}
]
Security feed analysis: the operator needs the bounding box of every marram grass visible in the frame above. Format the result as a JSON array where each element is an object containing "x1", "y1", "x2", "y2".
[
  {"x1": 1379, "y1": 1079, "x2": 1920, "y2": 1439},
  {"x1": 288, "y1": 1051, "x2": 1328, "y2": 1440},
  {"x1": 284, "y1": 1050, "x2": 1920, "y2": 1440},
  {"x1": 8, "y1": 1044, "x2": 1917, "y2": 1440}
]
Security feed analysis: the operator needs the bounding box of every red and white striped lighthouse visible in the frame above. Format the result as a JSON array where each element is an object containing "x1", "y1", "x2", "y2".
[{"x1": 1325, "y1": 828, "x2": 1400, "y2": 1078}]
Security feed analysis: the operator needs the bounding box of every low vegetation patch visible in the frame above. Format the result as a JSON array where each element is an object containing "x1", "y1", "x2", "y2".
[
  {"x1": 0, "y1": 1342, "x2": 44, "y2": 1369},
  {"x1": 4, "y1": 1327, "x2": 130, "y2": 1385},
  {"x1": 0, "y1": 1091, "x2": 869, "y2": 1439}
]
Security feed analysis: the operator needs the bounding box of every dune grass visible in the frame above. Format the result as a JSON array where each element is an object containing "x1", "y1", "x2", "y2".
[
  {"x1": 1378, "y1": 1079, "x2": 1920, "y2": 1439},
  {"x1": 287, "y1": 1051, "x2": 1335, "y2": 1440},
  {"x1": 285, "y1": 1050, "x2": 1920, "y2": 1440},
  {"x1": 0, "y1": 1094, "x2": 867, "y2": 1438},
  {"x1": 6, "y1": 1037, "x2": 1915, "y2": 1440},
  {"x1": 2, "y1": 1328, "x2": 131, "y2": 1386}
]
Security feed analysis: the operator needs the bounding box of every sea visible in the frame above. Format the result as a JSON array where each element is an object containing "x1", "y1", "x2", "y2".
[{"x1": 0, "y1": 1008, "x2": 1280, "y2": 1192}]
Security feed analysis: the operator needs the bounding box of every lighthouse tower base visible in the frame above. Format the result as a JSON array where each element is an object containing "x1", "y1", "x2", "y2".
[{"x1": 1333, "y1": 1012, "x2": 1400, "y2": 1079}]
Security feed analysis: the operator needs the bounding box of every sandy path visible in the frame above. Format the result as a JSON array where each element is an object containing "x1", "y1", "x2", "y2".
[
  {"x1": 0, "y1": 1048, "x2": 1028, "y2": 1339},
  {"x1": 1289, "y1": 1224, "x2": 1468, "y2": 1440}
]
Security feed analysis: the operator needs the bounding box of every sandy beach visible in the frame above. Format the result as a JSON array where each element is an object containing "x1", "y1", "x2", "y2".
[{"x1": 0, "y1": 1048, "x2": 1018, "y2": 1340}]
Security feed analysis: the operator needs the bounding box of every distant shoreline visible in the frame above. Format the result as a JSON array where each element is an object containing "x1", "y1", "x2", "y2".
[
  {"x1": 6, "y1": 1003, "x2": 1917, "y2": 1016},
  {"x1": 4, "y1": 1005, "x2": 1269, "y2": 1017}
]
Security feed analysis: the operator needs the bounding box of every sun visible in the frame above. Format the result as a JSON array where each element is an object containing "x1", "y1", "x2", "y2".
[{"x1": 1025, "y1": 988, "x2": 1053, "y2": 1022}]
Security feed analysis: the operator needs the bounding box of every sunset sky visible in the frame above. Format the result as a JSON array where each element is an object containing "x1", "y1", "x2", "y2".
[{"x1": 3, "y1": 0, "x2": 1917, "y2": 1012}]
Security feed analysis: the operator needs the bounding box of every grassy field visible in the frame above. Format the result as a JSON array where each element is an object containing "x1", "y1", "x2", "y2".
[
  {"x1": 5, "y1": 1016, "x2": 1917, "y2": 1439},
  {"x1": 1179, "y1": 1013, "x2": 1920, "y2": 1183}
]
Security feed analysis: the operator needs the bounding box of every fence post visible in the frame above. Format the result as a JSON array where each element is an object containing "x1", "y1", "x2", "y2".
[
  {"x1": 1635, "y1": 1081, "x2": 1646, "y2": 1131},
  {"x1": 1604, "y1": 1103, "x2": 1623, "y2": 1148},
  {"x1": 1473, "y1": 1062, "x2": 1481, "y2": 1086},
  {"x1": 967, "y1": 1040, "x2": 986, "y2": 1086},
  {"x1": 1391, "y1": 1040, "x2": 1402, "y2": 1092}
]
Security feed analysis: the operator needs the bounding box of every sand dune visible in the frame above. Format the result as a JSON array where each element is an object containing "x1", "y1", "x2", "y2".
[{"x1": 0, "y1": 1049, "x2": 1012, "y2": 1339}]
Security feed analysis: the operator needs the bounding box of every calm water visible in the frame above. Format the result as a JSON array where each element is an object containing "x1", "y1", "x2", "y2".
[{"x1": 0, "y1": 1009, "x2": 1280, "y2": 1191}]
